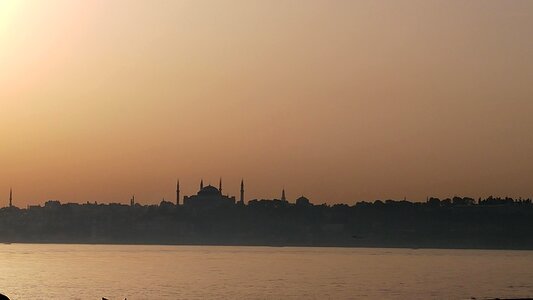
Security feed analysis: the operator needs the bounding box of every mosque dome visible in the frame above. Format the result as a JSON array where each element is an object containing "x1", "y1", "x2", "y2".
[{"x1": 198, "y1": 185, "x2": 221, "y2": 196}]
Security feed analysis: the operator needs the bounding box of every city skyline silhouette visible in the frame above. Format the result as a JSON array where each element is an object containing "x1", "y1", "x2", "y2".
[{"x1": 1, "y1": 1, "x2": 533, "y2": 299}]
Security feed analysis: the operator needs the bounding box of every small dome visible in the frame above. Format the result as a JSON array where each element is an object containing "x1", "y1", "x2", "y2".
[{"x1": 296, "y1": 196, "x2": 311, "y2": 205}]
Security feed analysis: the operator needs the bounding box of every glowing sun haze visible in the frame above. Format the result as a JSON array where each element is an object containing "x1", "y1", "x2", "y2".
[{"x1": 1, "y1": 0, "x2": 533, "y2": 206}]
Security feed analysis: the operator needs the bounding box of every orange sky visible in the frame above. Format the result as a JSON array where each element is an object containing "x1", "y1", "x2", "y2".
[{"x1": 1, "y1": 1, "x2": 533, "y2": 206}]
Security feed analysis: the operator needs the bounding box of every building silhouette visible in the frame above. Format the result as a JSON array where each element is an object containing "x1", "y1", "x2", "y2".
[
  {"x1": 183, "y1": 180, "x2": 236, "y2": 208},
  {"x1": 176, "y1": 180, "x2": 180, "y2": 206},
  {"x1": 296, "y1": 195, "x2": 311, "y2": 206},
  {"x1": 239, "y1": 179, "x2": 245, "y2": 204}
]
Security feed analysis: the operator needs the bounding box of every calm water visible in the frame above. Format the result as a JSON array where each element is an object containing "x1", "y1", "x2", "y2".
[{"x1": 1, "y1": 244, "x2": 532, "y2": 299}]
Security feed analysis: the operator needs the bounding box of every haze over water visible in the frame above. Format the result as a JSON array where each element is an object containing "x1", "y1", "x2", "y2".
[
  {"x1": 1, "y1": 244, "x2": 533, "y2": 299},
  {"x1": 1, "y1": 1, "x2": 533, "y2": 205}
]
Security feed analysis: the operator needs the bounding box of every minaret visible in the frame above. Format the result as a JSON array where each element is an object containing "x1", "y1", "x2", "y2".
[
  {"x1": 200, "y1": 179, "x2": 204, "y2": 190},
  {"x1": 176, "y1": 180, "x2": 180, "y2": 205},
  {"x1": 219, "y1": 178, "x2": 222, "y2": 194},
  {"x1": 9, "y1": 188, "x2": 12, "y2": 208},
  {"x1": 240, "y1": 179, "x2": 245, "y2": 204},
  {"x1": 130, "y1": 194, "x2": 135, "y2": 206},
  {"x1": 281, "y1": 188, "x2": 286, "y2": 201}
]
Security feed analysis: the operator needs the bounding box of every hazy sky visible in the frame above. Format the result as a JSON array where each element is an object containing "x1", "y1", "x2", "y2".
[{"x1": 1, "y1": 0, "x2": 532, "y2": 206}]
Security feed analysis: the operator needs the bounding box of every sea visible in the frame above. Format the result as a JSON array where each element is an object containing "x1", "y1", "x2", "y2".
[{"x1": 0, "y1": 244, "x2": 532, "y2": 299}]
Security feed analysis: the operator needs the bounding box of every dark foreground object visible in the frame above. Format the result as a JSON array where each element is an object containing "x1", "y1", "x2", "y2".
[
  {"x1": 1, "y1": 197, "x2": 533, "y2": 249},
  {"x1": 484, "y1": 298, "x2": 533, "y2": 300}
]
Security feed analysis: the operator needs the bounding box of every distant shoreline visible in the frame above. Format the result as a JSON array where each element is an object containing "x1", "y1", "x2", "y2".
[
  {"x1": 2, "y1": 196, "x2": 533, "y2": 251},
  {"x1": 3, "y1": 241, "x2": 533, "y2": 251}
]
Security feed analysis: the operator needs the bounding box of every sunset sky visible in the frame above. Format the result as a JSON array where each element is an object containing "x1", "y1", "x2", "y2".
[{"x1": 1, "y1": 0, "x2": 532, "y2": 206}]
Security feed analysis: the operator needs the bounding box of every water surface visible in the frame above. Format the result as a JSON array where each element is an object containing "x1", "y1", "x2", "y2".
[{"x1": 1, "y1": 244, "x2": 532, "y2": 299}]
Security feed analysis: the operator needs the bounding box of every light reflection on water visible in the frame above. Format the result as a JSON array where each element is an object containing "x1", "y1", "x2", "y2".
[{"x1": 1, "y1": 244, "x2": 532, "y2": 299}]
